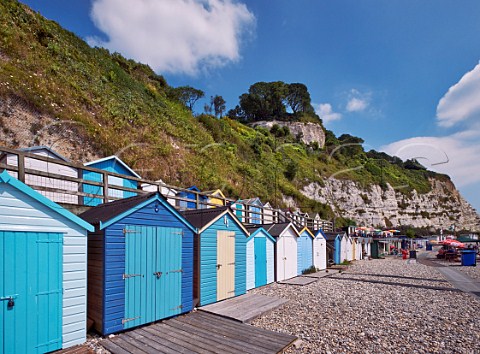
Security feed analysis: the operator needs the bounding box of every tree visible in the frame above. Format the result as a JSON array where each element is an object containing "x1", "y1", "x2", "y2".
[
  {"x1": 211, "y1": 95, "x2": 226, "y2": 117},
  {"x1": 171, "y1": 86, "x2": 204, "y2": 111},
  {"x1": 406, "y1": 228, "x2": 415, "y2": 238},
  {"x1": 285, "y1": 83, "x2": 313, "y2": 115}
]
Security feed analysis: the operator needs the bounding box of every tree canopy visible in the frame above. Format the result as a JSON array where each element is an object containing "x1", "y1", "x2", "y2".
[{"x1": 228, "y1": 81, "x2": 319, "y2": 123}]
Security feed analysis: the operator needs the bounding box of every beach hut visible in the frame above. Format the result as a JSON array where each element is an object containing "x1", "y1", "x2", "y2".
[
  {"x1": 313, "y1": 229, "x2": 327, "y2": 270},
  {"x1": 263, "y1": 223, "x2": 299, "y2": 281},
  {"x1": 236, "y1": 197, "x2": 263, "y2": 224},
  {"x1": 245, "y1": 226, "x2": 276, "y2": 290},
  {"x1": 79, "y1": 192, "x2": 196, "y2": 335},
  {"x1": 176, "y1": 185, "x2": 208, "y2": 210},
  {"x1": 297, "y1": 227, "x2": 315, "y2": 275},
  {"x1": 262, "y1": 202, "x2": 274, "y2": 223},
  {"x1": 141, "y1": 179, "x2": 177, "y2": 207},
  {"x1": 0, "y1": 146, "x2": 79, "y2": 204},
  {"x1": 181, "y1": 207, "x2": 248, "y2": 306},
  {"x1": 83, "y1": 155, "x2": 140, "y2": 206},
  {"x1": 204, "y1": 189, "x2": 227, "y2": 207},
  {"x1": 0, "y1": 171, "x2": 93, "y2": 352},
  {"x1": 324, "y1": 232, "x2": 343, "y2": 264},
  {"x1": 342, "y1": 233, "x2": 352, "y2": 262}
]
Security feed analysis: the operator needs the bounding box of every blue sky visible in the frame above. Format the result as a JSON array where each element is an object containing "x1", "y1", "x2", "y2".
[{"x1": 20, "y1": 0, "x2": 480, "y2": 213}]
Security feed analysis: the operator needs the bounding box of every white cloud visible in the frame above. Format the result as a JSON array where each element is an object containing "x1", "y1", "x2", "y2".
[
  {"x1": 382, "y1": 134, "x2": 480, "y2": 187},
  {"x1": 313, "y1": 103, "x2": 342, "y2": 123},
  {"x1": 87, "y1": 0, "x2": 256, "y2": 75},
  {"x1": 346, "y1": 97, "x2": 368, "y2": 112},
  {"x1": 436, "y1": 61, "x2": 480, "y2": 127},
  {"x1": 382, "y1": 62, "x2": 480, "y2": 211}
]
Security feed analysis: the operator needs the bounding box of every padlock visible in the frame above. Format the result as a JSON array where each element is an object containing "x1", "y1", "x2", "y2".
[{"x1": 7, "y1": 298, "x2": 14, "y2": 308}]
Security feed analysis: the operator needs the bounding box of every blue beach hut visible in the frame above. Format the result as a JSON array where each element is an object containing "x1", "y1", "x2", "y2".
[
  {"x1": 79, "y1": 192, "x2": 196, "y2": 335},
  {"x1": 297, "y1": 227, "x2": 315, "y2": 275},
  {"x1": 245, "y1": 226, "x2": 276, "y2": 290},
  {"x1": 176, "y1": 185, "x2": 208, "y2": 210},
  {"x1": 0, "y1": 171, "x2": 94, "y2": 352},
  {"x1": 83, "y1": 155, "x2": 140, "y2": 206},
  {"x1": 324, "y1": 232, "x2": 343, "y2": 264},
  {"x1": 236, "y1": 197, "x2": 263, "y2": 224},
  {"x1": 181, "y1": 207, "x2": 248, "y2": 306}
]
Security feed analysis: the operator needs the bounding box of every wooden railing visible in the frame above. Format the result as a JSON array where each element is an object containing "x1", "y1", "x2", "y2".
[{"x1": 0, "y1": 146, "x2": 333, "y2": 231}]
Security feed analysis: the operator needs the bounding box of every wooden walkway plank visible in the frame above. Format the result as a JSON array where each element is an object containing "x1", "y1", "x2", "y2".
[
  {"x1": 99, "y1": 310, "x2": 297, "y2": 354},
  {"x1": 170, "y1": 316, "x2": 275, "y2": 354},
  {"x1": 191, "y1": 312, "x2": 296, "y2": 347},
  {"x1": 110, "y1": 337, "x2": 149, "y2": 354},
  {"x1": 166, "y1": 318, "x2": 268, "y2": 354},
  {"x1": 199, "y1": 293, "x2": 289, "y2": 323},
  {"x1": 278, "y1": 276, "x2": 317, "y2": 286},
  {"x1": 138, "y1": 327, "x2": 195, "y2": 354},
  {"x1": 101, "y1": 339, "x2": 136, "y2": 354},
  {"x1": 156, "y1": 322, "x2": 238, "y2": 354},
  {"x1": 143, "y1": 325, "x2": 209, "y2": 354},
  {"x1": 135, "y1": 328, "x2": 193, "y2": 354},
  {"x1": 123, "y1": 332, "x2": 166, "y2": 354}
]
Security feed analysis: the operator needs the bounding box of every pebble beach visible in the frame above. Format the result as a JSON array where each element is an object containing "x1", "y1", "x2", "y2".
[{"x1": 251, "y1": 254, "x2": 480, "y2": 354}]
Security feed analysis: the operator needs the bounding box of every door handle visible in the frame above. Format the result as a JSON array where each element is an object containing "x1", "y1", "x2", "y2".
[
  {"x1": 217, "y1": 264, "x2": 222, "y2": 269},
  {"x1": 154, "y1": 271, "x2": 163, "y2": 279}
]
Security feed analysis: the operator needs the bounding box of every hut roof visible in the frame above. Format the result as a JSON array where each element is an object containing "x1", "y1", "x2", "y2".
[
  {"x1": 0, "y1": 170, "x2": 93, "y2": 231},
  {"x1": 19, "y1": 145, "x2": 71, "y2": 162},
  {"x1": 182, "y1": 207, "x2": 248, "y2": 235},
  {"x1": 261, "y1": 222, "x2": 299, "y2": 237},
  {"x1": 84, "y1": 155, "x2": 141, "y2": 178},
  {"x1": 79, "y1": 192, "x2": 195, "y2": 232},
  {"x1": 323, "y1": 232, "x2": 341, "y2": 241}
]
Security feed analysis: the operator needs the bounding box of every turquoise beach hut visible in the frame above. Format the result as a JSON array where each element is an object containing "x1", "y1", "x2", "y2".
[
  {"x1": 83, "y1": 155, "x2": 140, "y2": 206},
  {"x1": 297, "y1": 227, "x2": 315, "y2": 275},
  {"x1": 0, "y1": 171, "x2": 93, "y2": 353},
  {"x1": 245, "y1": 226, "x2": 276, "y2": 290},
  {"x1": 182, "y1": 207, "x2": 248, "y2": 306},
  {"x1": 324, "y1": 232, "x2": 343, "y2": 264},
  {"x1": 80, "y1": 192, "x2": 196, "y2": 335}
]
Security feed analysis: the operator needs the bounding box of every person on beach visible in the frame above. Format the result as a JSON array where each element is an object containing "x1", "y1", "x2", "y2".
[{"x1": 401, "y1": 248, "x2": 408, "y2": 260}]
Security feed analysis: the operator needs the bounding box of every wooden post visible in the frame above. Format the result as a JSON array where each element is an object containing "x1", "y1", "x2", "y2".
[
  {"x1": 196, "y1": 192, "x2": 200, "y2": 210},
  {"x1": 17, "y1": 152, "x2": 25, "y2": 183},
  {"x1": 102, "y1": 171, "x2": 109, "y2": 204}
]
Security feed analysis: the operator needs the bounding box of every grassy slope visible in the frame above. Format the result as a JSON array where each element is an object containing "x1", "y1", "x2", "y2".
[{"x1": 0, "y1": 0, "x2": 451, "y2": 223}]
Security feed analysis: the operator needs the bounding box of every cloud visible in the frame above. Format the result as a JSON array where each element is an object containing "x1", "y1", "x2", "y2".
[
  {"x1": 436, "y1": 61, "x2": 480, "y2": 127},
  {"x1": 346, "y1": 97, "x2": 368, "y2": 112},
  {"x1": 313, "y1": 103, "x2": 342, "y2": 123},
  {"x1": 87, "y1": 0, "x2": 256, "y2": 75},
  {"x1": 382, "y1": 62, "x2": 480, "y2": 210},
  {"x1": 382, "y1": 133, "x2": 480, "y2": 187}
]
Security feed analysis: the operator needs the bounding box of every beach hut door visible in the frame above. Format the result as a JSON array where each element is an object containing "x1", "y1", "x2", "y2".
[
  {"x1": 217, "y1": 231, "x2": 235, "y2": 301},
  {"x1": 1, "y1": 231, "x2": 63, "y2": 354},
  {"x1": 124, "y1": 226, "x2": 182, "y2": 329},
  {"x1": 254, "y1": 237, "x2": 267, "y2": 287}
]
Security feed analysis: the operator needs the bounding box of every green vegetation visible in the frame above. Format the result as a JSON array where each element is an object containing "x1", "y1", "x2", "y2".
[{"x1": 0, "y1": 0, "x2": 452, "y2": 221}]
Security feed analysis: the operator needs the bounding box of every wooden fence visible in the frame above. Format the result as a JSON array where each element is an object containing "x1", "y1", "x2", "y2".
[{"x1": 0, "y1": 146, "x2": 333, "y2": 231}]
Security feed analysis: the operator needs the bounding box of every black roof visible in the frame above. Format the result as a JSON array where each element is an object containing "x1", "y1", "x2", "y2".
[
  {"x1": 260, "y1": 222, "x2": 292, "y2": 237},
  {"x1": 245, "y1": 225, "x2": 262, "y2": 233},
  {"x1": 80, "y1": 192, "x2": 158, "y2": 225},
  {"x1": 181, "y1": 207, "x2": 229, "y2": 229},
  {"x1": 323, "y1": 232, "x2": 341, "y2": 241}
]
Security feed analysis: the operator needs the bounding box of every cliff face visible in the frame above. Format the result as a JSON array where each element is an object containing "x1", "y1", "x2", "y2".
[
  {"x1": 301, "y1": 178, "x2": 480, "y2": 231},
  {"x1": 251, "y1": 121, "x2": 326, "y2": 147}
]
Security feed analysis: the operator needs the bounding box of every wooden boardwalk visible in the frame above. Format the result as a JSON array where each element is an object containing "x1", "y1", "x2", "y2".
[
  {"x1": 302, "y1": 269, "x2": 340, "y2": 278},
  {"x1": 54, "y1": 345, "x2": 93, "y2": 354},
  {"x1": 101, "y1": 311, "x2": 297, "y2": 354},
  {"x1": 278, "y1": 276, "x2": 317, "y2": 286},
  {"x1": 199, "y1": 293, "x2": 288, "y2": 323}
]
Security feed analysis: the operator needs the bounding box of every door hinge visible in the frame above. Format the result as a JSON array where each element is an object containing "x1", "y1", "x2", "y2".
[
  {"x1": 123, "y1": 229, "x2": 140, "y2": 234},
  {"x1": 169, "y1": 269, "x2": 183, "y2": 273},
  {"x1": 170, "y1": 305, "x2": 183, "y2": 310},
  {"x1": 173, "y1": 231, "x2": 184, "y2": 236},
  {"x1": 228, "y1": 262, "x2": 235, "y2": 265},
  {"x1": 123, "y1": 273, "x2": 143, "y2": 279},
  {"x1": 122, "y1": 316, "x2": 140, "y2": 324}
]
